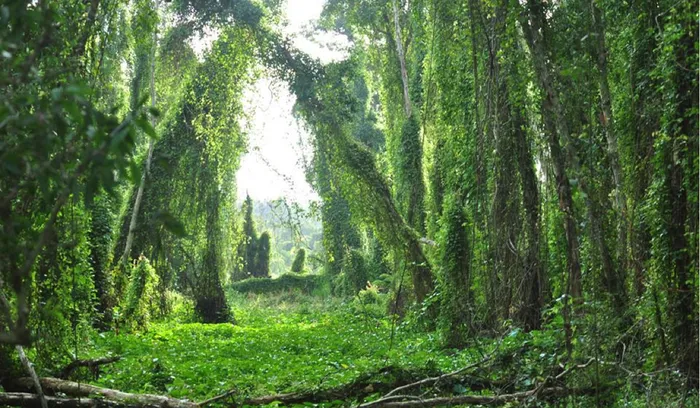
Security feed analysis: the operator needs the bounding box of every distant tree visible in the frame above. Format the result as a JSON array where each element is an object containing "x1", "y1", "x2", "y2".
[
  {"x1": 291, "y1": 248, "x2": 306, "y2": 273},
  {"x1": 254, "y1": 231, "x2": 271, "y2": 278},
  {"x1": 337, "y1": 249, "x2": 369, "y2": 296},
  {"x1": 232, "y1": 194, "x2": 260, "y2": 281}
]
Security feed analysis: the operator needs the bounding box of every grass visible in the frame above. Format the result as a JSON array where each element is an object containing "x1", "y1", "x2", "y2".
[
  {"x1": 86, "y1": 291, "x2": 481, "y2": 402},
  {"x1": 79, "y1": 291, "x2": 698, "y2": 407}
]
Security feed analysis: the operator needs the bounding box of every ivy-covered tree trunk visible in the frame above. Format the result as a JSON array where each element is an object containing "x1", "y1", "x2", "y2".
[
  {"x1": 519, "y1": 0, "x2": 582, "y2": 301},
  {"x1": 316, "y1": 150, "x2": 360, "y2": 278},
  {"x1": 490, "y1": 0, "x2": 521, "y2": 322},
  {"x1": 122, "y1": 1, "x2": 159, "y2": 265},
  {"x1": 87, "y1": 195, "x2": 117, "y2": 328},
  {"x1": 339, "y1": 138, "x2": 435, "y2": 303},
  {"x1": 196, "y1": 187, "x2": 231, "y2": 324},
  {"x1": 396, "y1": 116, "x2": 426, "y2": 235},
  {"x1": 392, "y1": 0, "x2": 411, "y2": 118},
  {"x1": 626, "y1": 0, "x2": 657, "y2": 298},
  {"x1": 439, "y1": 196, "x2": 472, "y2": 347},
  {"x1": 524, "y1": 0, "x2": 624, "y2": 310},
  {"x1": 512, "y1": 107, "x2": 544, "y2": 331},
  {"x1": 663, "y1": 5, "x2": 698, "y2": 379},
  {"x1": 590, "y1": 0, "x2": 628, "y2": 279}
]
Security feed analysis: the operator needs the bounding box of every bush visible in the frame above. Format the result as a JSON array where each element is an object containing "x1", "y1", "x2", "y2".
[
  {"x1": 333, "y1": 249, "x2": 368, "y2": 297},
  {"x1": 166, "y1": 291, "x2": 197, "y2": 323},
  {"x1": 254, "y1": 231, "x2": 271, "y2": 278},
  {"x1": 122, "y1": 255, "x2": 160, "y2": 330},
  {"x1": 291, "y1": 248, "x2": 306, "y2": 273},
  {"x1": 352, "y1": 282, "x2": 388, "y2": 318},
  {"x1": 230, "y1": 273, "x2": 324, "y2": 295}
]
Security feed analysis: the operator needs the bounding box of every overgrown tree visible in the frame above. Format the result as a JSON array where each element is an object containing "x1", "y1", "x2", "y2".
[
  {"x1": 291, "y1": 248, "x2": 306, "y2": 273},
  {"x1": 254, "y1": 231, "x2": 272, "y2": 278}
]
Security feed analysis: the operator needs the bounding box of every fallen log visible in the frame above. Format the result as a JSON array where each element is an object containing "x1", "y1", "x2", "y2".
[
  {"x1": 200, "y1": 366, "x2": 427, "y2": 406},
  {"x1": 359, "y1": 386, "x2": 609, "y2": 408},
  {"x1": 56, "y1": 356, "x2": 122, "y2": 379},
  {"x1": 380, "y1": 346, "x2": 500, "y2": 399},
  {"x1": 231, "y1": 370, "x2": 506, "y2": 406},
  {"x1": 10, "y1": 378, "x2": 197, "y2": 408},
  {"x1": 10, "y1": 365, "x2": 503, "y2": 408},
  {"x1": 360, "y1": 358, "x2": 602, "y2": 408},
  {"x1": 0, "y1": 393, "x2": 127, "y2": 408}
]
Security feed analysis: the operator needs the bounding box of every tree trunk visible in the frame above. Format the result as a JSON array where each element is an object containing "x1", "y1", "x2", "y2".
[
  {"x1": 392, "y1": 0, "x2": 411, "y2": 117},
  {"x1": 196, "y1": 187, "x2": 231, "y2": 323},
  {"x1": 589, "y1": 0, "x2": 629, "y2": 311},
  {"x1": 73, "y1": 0, "x2": 101, "y2": 60},
  {"x1": 518, "y1": 2, "x2": 582, "y2": 301},
  {"x1": 16, "y1": 347, "x2": 47, "y2": 408},
  {"x1": 513, "y1": 108, "x2": 543, "y2": 331},
  {"x1": 121, "y1": 2, "x2": 158, "y2": 265},
  {"x1": 10, "y1": 378, "x2": 197, "y2": 408},
  {"x1": 590, "y1": 0, "x2": 628, "y2": 278},
  {"x1": 667, "y1": 19, "x2": 698, "y2": 380},
  {"x1": 490, "y1": 3, "x2": 520, "y2": 323},
  {"x1": 0, "y1": 393, "x2": 126, "y2": 408},
  {"x1": 627, "y1": 0, "x2": 658, "y2": 298}
]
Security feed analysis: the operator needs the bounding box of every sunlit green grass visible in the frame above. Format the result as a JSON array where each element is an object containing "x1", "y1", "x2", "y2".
[
  {"x1": 82, "y1": 292, "x2": 697, "y2": 407},
  {"x1": 87, "y1": 292, "x2": 478, "y2": 401}
]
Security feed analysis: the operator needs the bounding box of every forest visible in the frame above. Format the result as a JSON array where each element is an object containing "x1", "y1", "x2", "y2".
[{"x1": 0, "y1": 0, "x2": 697, "y2": 406}]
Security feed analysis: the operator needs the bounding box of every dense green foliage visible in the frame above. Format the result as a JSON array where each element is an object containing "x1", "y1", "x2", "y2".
[
  {"x1": 37, "y1": 296, "x2": 700, "y2": 406},
  {"x1": 290, "y1": 248, "x2": 307, "y2": 273},
  {"x1": 0, "y1": 0, "x2": 696, "y2": 406},
  {"x1": 233, "y1": 196, "x2": 274, "y2": 280},
  {"x1": 230, "y1": 274, "x2": 325, "y2": 295},
  {"x1": 122, "y1": 256, "x2": 159, "y2": 330},
  {"x1": 254, "y1": 231, "x2": 272, "y2": 278}
]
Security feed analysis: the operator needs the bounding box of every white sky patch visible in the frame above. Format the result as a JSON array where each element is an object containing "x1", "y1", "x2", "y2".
[
  {"x1": 189, "y1": 26, "x2": 220, "y2": 60},
  {"x1": 236, "y1": 0, "x2": 350, "y2": 205},
  {"x1": 238, "y1": 79, "x2": 316, "y2": 204}
]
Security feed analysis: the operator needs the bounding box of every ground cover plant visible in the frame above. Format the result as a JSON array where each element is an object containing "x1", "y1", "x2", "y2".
[
  {"x1": 0, "y1": 0, "x2": 697, "y2": 406},
  {"x1": 27, "y1": 292, "x2": 697, "y2": 407}
]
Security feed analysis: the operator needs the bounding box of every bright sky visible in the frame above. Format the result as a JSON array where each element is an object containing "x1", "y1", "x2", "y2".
[{"x1": 235, "y1": 0, "x2": 349, "y2": 205}]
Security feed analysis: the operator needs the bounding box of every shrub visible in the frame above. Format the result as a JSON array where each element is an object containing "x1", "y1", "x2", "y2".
[
  {"x1": 290, "y1": 248, "x2": 306, "y2": 273},
  {"x1": 166, "y1": 290, "x2": 197, "y2": 323},
  {"x1": 333, "y1": 249, "x2": 369, "y2": 297},
  {"x1": 122, "y1": 255, "x2": 159, "y2": 330},
  {"x1": 231, "y1": 273, "x2": 323, "y2": 295},
  {"x1": 254, "y1": 231, "x2": 271, "y2": 278}
]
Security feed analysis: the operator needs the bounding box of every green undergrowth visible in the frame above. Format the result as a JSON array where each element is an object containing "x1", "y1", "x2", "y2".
[
  {"x1": 230, "y1": 273, "x2": 327, "y2": 295},
  {"x1": 77, "y1": 292, "x2": 696, "y2": 407},
  {"x1": 83, "y1": 292, "x2": 482, "y2": 401}
]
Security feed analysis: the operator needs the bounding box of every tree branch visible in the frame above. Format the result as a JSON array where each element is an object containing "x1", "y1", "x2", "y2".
[
  {"x1": 16, "y1": 347, "x2": 48, "y2": 408},
  {"x1": 55, "y1": 356, "x2": 122, "y2": 379}
]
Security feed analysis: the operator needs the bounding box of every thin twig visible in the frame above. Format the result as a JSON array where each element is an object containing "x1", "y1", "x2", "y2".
[
  {"x1": 364, "y1": 341, "x2": 504, "y2": 408},
  {"x1": 198, "y1": 389, "x2": 236, "y2": 406}
]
